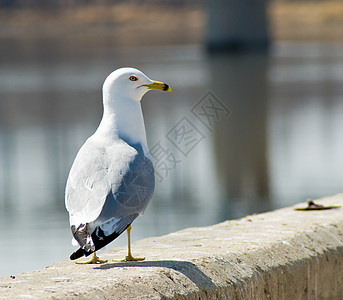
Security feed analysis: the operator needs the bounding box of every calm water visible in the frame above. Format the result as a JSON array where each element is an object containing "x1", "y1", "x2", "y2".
[{"x1": 0, "y1": 40, "x2": 342, "y2": 276}]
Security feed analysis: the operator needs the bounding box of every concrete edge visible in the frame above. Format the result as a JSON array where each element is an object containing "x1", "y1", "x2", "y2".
[{"x1": 1, "y1": 194, "x2": 343, "y2": 299}]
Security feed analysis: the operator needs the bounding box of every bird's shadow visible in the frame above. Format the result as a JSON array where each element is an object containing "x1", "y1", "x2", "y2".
[{"x1": 94, "y1": 260, "x2": 214, "y2": 289}]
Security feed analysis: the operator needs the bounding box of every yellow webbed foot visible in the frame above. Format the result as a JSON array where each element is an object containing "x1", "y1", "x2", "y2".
[
  {"x1": 112, "y1": 225, "x2": 145, "y2": 262},
  {"x1": 76, "y1": 252, "x2": 108, "y2": 264},
  {"x1": 113, "y1": 254, "x2": 145, "y2": 262},
  {"x1": 124, "y1": 254, "x2": 145, "y2": 262}
]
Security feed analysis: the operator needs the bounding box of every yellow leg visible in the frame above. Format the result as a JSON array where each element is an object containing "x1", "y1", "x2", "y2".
[
  {"x1": 114, "y1": 225, "x2": 145, "y2": 262},
  {"x1": 75, "y1": 251, "x2": 108, "y2": 264}
]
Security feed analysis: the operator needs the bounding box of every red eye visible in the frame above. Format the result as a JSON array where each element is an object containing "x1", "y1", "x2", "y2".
[{"x1": 129, "y1": 76, "x2": 138, "y2": 81}]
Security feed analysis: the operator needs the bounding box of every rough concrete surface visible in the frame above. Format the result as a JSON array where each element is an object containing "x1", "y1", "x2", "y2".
[{"x1": 1, "y1": 194, "x2": 343, "y2": 299}]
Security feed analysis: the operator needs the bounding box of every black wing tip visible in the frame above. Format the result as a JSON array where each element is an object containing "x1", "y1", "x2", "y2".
[
  {"x1": 70, "y1": 247, "x2": 92, "y2": 260},
  {"x1": 69, "y1": 221, "x2": 133, "y2": 260}
]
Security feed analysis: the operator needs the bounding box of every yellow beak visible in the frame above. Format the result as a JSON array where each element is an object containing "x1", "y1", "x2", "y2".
[{"x1": 143, "y1": 80, "x2": 171, "y2": 92}]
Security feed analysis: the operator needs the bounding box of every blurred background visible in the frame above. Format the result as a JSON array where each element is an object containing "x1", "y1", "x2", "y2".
[{"x1": 0, "y1": 0, "x2": 342, "y2": 276}]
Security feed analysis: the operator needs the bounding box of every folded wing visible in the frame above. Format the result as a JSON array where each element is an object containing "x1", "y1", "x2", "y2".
[{"x1": 65, "y1": 138, "x2": 154, "y2": 258}]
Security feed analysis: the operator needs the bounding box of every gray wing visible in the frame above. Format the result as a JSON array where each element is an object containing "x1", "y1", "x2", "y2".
[
  {"x1": 95, "y1": 148, "x2": 155, "y2": 225},
  {"x1": 65, "y1": 138, "x2": 155, "y2": 228}
]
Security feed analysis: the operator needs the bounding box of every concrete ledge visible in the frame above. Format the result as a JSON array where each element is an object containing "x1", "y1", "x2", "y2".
[{"x1": 1, "y1": 194, "x2": 343, "y2": 299}]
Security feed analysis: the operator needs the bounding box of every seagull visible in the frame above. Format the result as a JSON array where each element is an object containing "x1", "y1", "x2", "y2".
[{"x1": 65, "y1": 67, "x2": 171, "y2": 264}]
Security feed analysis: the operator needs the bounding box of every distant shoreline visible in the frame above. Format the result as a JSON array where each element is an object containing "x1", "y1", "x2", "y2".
[
  {"x1": 0, "y1": 1, "x2": 342, "y2": 45},
  {"x1": 0, "y1": 3, "x2": 204, "y2": 47}
]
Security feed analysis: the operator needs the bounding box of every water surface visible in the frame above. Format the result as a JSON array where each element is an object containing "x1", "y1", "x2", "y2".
[{"x1": 0, "y1": 40, "x2": 342, "y2": 276}]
